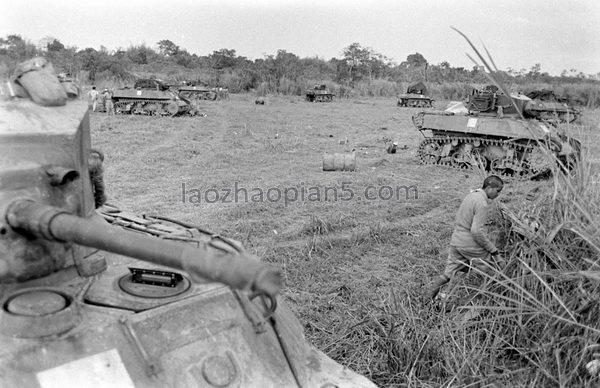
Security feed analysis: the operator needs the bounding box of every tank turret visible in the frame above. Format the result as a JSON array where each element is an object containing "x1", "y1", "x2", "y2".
[{"x1": 0, "y1": 58, "x2": 376, "y2": 388}]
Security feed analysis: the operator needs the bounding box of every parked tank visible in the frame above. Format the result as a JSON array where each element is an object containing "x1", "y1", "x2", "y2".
[
  {"x1": 112, "y1": 78, "x2": 192, "y2": 116},
  {"x1": 397, "y1": 82, "x2": 434, "y2": 108},
  {"x1": 57, "y1": 73, "x2": 80, "y2": 98},
  {"x1": 525, "y1": 89, "x2": 580, "y2": 124},
  {"x1": 413, "y1": 85, "x2": 581, "y2": 179},
  {"x1": 305, "y1": 84, "x2": 334, "y2": 102},
  {"x1": 173, "y1": 83, "x2": 218, "y2": 101},
  {"x1": 0, "y1": 59, "x2": 377, "y2": 388}
]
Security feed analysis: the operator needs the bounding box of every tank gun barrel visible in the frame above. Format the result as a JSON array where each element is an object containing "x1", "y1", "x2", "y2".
[{"x1": 6, "y1": 200, "x2": 282, "y2": 297}]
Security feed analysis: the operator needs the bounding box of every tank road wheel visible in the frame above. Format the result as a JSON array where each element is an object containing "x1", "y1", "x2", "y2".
[
  {"x1": 114, "y1": 102, "x2": 128, "y2": 114},
  {"x1": 145, "y1": 103, "x2": 160, "y2": 116},
  {"x1": 451, "y1": 150, "x2": 470, "y2": 169},
  {"x1": 131, "y1": 102, "x2": 142, "y2": 115},
  {"x1": 527, "y1": 146, "x2": 552, "y2": 175},
  {"x1": 165, "y1": 101, "x2": 180, "y2": 116},
  {"x1": 418, "y1": 139, "x2": 442, "y2": 164},
  {"x1": 489, "y1": 158, "x2": 507, "y2": 176}
]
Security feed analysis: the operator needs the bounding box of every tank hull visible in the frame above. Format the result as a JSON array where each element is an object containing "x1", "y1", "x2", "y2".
[
  {"x1": 525, "y1": 89, "x2": 580, "y2": 124},
  {"x1": 176, "y1": 86, "x2": 217, "y2": 101},
  {"x1": 525, "y1": 100, "x2": 579, "y2": 124},
  {"x1": 305, "y1": 91, "x2": 334, "y2": 102},
  {"x1": 415, "y1": 112, "x2": 551, "y2": 139},
  {"x1": 397, "y1": 93, "x2": 433, "y2": 108}
]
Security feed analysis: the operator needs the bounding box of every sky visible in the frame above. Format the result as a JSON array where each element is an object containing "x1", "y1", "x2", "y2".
[{"x1": 2, "y1": 0, "x2": 599, "y2": 76}]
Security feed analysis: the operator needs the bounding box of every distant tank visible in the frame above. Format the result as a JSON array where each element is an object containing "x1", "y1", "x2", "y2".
[
  {"x1": 413, "y1": 85, "x2": 581, "y2": 179},
  {"x1": 525, "y1": 89, "x2": 580, "y2": 124},
  {"x1": 305, "y1": 84, "x2": 334, "y2": 102},
  {"x1": 57, "y1": 73, "x2": 80, "y2": 98},
  {"x1": 397, "y1": 82, "x2": 434, "y2": 108},
  {"x1": 171, "y1": 82, "x2": 218, "y2": 101},
  {"x1": 0, "y1": 58, "x2": 377, "y2": 388},
  {"x1": 112, "y1": 78, "x2": 193, "y2": 116}
]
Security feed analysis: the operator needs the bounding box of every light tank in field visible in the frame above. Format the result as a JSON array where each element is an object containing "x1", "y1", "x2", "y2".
[
  {"x1": 0, "y1": 58, "x2": 377, "y2": 388},
  {"x1": 305, "y1": 84, "x2": 334, "y2": 102},
  {"x1": 112, "y1": 78, "x2": 195, "y2": 116},
  {"x1": 525, "y1": 89, "x2": 580, "y2": 124},
  {"x1": 397, "y1": 82, "x2": 434, "y2": 108},
  {"x1": 172, "y1": 82, "x2": 218, "y2": 101},
  {"x1": 413, "y1": 85, "x2": 581, "y2": 179}
]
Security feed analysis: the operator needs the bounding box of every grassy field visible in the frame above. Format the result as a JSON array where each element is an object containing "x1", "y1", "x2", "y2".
[{"x1": 91, "y1": 95, "x2": 600, "y2": 387}]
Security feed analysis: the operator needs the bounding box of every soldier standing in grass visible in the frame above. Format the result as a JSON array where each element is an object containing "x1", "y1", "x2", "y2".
[
  {"x1": 87, "y1": 86, "x2": 99, "y2": 112},
  {"x1": 427, "y1": 175, "x2": 506, "y2": 300},
  {"x1": 102, "y1": 88, "x2": 114, "y2": 115}
]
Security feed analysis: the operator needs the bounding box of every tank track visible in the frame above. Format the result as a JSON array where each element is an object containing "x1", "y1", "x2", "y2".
[
  {"x1": 114, "y1": 99, "x2": 187, "y2": 116},
  {"x1": 417, "y1": 136, "x2": 552, "y2": 180}
]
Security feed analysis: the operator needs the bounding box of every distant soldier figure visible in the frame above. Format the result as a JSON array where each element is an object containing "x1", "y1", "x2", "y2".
[
  {"x1": 102, "y1": 88, "x2": 114, "y2": 115},
  {"x1": 87, "y1": 86, "x2": 99, "y2": 112},
  {"x1": 427, "y1": 175, "x2": 506, "y2": 300},
  {"x1": 219, "y1": 87, "x2": 230, "y2": 100}
]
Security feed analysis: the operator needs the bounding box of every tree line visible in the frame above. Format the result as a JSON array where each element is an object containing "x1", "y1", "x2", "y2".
[{"x1": 1, "y1": 34, "x2": 598, "y2": 105}]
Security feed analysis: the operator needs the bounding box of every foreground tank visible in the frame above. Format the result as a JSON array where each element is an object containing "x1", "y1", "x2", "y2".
[
  {"x1": 0, "y1": 59, "x2": 376, "y2": 388},
  {"x1": 413, "y1": 85, "x2": 581, "y2": 179},
  {"x1": 397, "y1": 82, "x2": 434, "y2": 108},
  {"x1": 305, "y1": 84, "x2": 334, "y2": 102},
  {"x1": 112, "y1": 79, "x2": 193, "y2": 116}
]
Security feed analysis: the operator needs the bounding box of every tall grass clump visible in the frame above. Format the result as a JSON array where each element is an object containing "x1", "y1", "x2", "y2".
[{"x1": 447, "y1": 148, "x2": 597, "y2": 386}]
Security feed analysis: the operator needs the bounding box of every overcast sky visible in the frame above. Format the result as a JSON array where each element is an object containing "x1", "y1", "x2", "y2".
[{"x1": 2, "y1": 0, "x2": 599, "y2": 76}]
